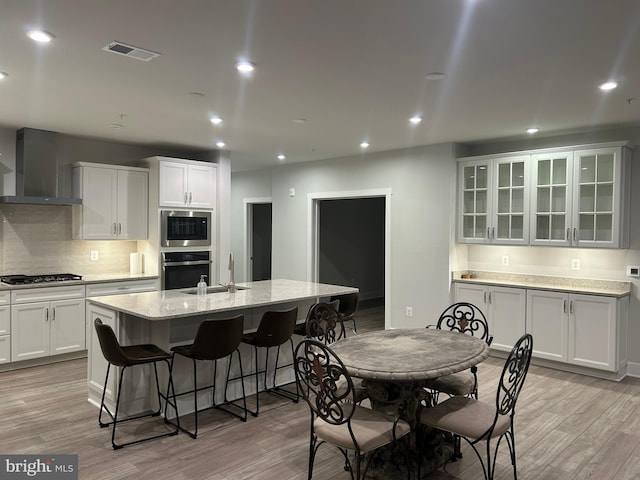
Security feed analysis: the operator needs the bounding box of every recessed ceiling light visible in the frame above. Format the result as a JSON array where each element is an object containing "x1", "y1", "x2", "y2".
[
  {"x1": 210, "y1": 116, "x2": 222, "y2": 125},
  {"x1": 293, "y1": 118, "x2": 307, "y2": 124},
  {"x1": 409, "y1": 115, "x2": 422, "y2": 125},
  {"x1": 216, "y1": 141, "x2": 226, "y2": 148},
  {"x1": 236, "y1": 61, "x2": 255, "y2": 74},
  {"x1": 599, "y1": 81, "x2": 618, "y2": 91},
  {"x1": 277, "y1": 154, "x2": 286, "y2": 160},
  {"x1": 526, "y1": 127, "x2": 539, "y2": 134},
  {"x1": 109, "y1": 123, "x2": 124, "y2": 129},
  {"x1": 360, "y1": 141, "x2": 370, "y2": 149},
  {"x1": 425, "y1": 72, "x2": 446, "y2": 81},
  {"x1": 0, "y1": 72, "x2": 7, "y2": 80},
  {"x1": 27, "y1": 29, "x2": 54, "y2": 43}
]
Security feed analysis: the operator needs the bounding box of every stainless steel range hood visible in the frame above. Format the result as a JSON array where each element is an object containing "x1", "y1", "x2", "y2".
[{"x1": 0, "y1": 128, "x2": 81, "y2": 205}]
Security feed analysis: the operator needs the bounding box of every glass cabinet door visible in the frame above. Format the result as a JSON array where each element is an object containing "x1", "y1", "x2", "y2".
[
  {"x1": 574, "y1": 149, "x2": 617, "y2": 245},
  {"x1": 530, "y1": 152, "x2": 572, "y2": 245},
  {"x1": 460, "y1": 162, "x2": 489, "y2": 241},
  {"x1": 494, "y1": 156, "x2": 528, "y2": 242}
]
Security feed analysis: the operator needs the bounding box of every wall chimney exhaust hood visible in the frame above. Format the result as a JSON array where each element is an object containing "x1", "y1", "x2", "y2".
[{"x1": 0, "y1": 128, "x2": 81, "y2": 205}]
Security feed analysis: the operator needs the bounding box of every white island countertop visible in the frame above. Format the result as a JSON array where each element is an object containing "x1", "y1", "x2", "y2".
[{"x1": 86, "y1": 279, "x2": 358, "y2": 321}]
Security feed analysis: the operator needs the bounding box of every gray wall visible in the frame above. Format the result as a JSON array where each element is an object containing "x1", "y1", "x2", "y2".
[{"x1": 232, "y1": 143, "x2": 458, "y2": 329}]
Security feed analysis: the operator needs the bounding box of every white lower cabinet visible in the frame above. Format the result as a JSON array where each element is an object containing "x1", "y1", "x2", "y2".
[
  {"x1": 456, "y1": 281, "x2": 627, "y2": 375},
  {"x1": 454, "y1": 283, "x2": 526, "y2": 353},
  {"x1": 10, "y1": 285, "x2": 86, "y2": 362},
  {"x1": 0, "y1": 291, "x2": 10, "y2": 363}
]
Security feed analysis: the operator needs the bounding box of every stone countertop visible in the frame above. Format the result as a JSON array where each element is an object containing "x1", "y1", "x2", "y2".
[
  {"x1": 86, "y1": 279, "x2": 358, "y2": 321},
  {"x1": 0, "y1": 273, "x2": 159, "y2": 291},
  {"x1": 452, "y1": 271, "x2": 631, "y2": 297}
]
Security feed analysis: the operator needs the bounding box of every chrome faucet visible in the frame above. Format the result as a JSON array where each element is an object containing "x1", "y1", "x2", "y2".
[{"x1": 227, "y1": 253, "x2": 236, "y2": 293}]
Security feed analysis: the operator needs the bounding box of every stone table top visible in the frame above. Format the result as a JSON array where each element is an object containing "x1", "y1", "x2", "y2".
[{"x1": 331, "y1": 328, "x2": 490, "y2": 381}]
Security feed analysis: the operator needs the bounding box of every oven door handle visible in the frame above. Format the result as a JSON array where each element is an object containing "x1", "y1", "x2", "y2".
[{"x1": 162, "y1": 260, "x2": 212, "y2": 267}]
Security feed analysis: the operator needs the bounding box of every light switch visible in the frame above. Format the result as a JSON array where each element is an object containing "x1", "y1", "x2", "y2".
[
  {"x1": 90, "y1": 250, "x2": 99, "y2": 261},
  {"x1": 288, "y1": 187, "x2": 295, "y2": 197}
]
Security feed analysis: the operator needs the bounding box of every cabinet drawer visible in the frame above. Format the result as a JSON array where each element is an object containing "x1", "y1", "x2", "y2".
[
  {"x1": 0, "y1": 291, "x2": 10, "y2": 305},
  {"x1": 86, "y1": 279, "x2": 158, "y2": 297},
  {"x1": 11, "y1": 285, "x2": 86, "y2": 304}
]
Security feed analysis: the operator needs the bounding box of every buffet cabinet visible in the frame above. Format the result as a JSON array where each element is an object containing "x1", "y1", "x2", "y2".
[
  {"x1": 457, "y1": 142, "x2": 631, "y2": 248},
  {"x1": 455, "y1": 282, "x2": 628, "y2": 377}
]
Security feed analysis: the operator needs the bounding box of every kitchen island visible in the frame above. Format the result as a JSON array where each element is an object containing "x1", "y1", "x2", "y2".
[{"x1": 86, "y1": 279, "x2": 358, "y2": 415}]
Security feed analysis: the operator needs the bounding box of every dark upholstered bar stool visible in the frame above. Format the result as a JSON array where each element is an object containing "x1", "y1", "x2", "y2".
[
  {"x1": 241, "y1": 306, "x2": 299, "y2": 416},
  {"x1": 166, "y1": 315, "x2": 248, "y2": 439},
  {"x1": 94, "y1": 318, "x2": 179, "y2": 450},
  {"x1": 330, "y1": 292, "x2": 359, "y2": 334}
]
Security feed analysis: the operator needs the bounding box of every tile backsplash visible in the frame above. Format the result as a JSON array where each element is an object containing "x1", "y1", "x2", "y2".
[{"x1": 0, "y1": 204, "x2": 136, "y2": 275}]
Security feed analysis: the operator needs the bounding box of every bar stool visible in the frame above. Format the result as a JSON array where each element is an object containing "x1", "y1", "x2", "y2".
[
  {"x1": 330, "y1": 292, "x2": 359, "y2": 334},
  {"x1": 94, "y1": 318, "x2": 179, "y2": 450},
  {"x1": 241, "y1": 306, "x2": 299, "y2": 416},
  {"x1": 166, "y1": 315, "x2": 248, "y2": 439}
]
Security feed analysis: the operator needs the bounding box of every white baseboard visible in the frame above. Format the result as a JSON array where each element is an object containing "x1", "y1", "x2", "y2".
[{"x1": 625, "y1": 361, "x2": 640, "y2": 378}]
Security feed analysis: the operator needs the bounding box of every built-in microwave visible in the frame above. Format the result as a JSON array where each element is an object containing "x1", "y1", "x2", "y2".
[{"x1": 161, "y1": 210, "x2": 211, "y2": 247}]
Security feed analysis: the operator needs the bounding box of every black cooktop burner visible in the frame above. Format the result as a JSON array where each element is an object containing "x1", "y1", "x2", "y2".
[{"x1": 1, "y1": 273, "x2": 83, "y2": 285}]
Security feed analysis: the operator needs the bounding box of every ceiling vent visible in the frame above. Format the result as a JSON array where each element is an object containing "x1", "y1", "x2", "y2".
[{"x1": 102, "y1": 41, "x2": 160, "y2": 62}]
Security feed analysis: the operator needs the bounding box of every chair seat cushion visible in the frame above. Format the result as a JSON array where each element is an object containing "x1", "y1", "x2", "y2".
[
  {"x1": 419, "y1": 396, "x2": 511, "y2": 440},
  {"x1": 121, "y1": 344, "x2": 171, "y2": 364},
  {"x1": 314, "y1": 405, "x2": 410, "y2": 452},
  {"x1": 423, "y1": 370, "x2": 475, "y2": 397}
]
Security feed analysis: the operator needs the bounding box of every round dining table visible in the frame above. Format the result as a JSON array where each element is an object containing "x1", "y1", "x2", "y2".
[{"x1": 330, "y1": 328, "x2": 491, "y2": 479}]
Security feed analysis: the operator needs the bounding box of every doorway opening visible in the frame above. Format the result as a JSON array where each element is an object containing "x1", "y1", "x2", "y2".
[
  {"x1": 244, "y1": 198, "x2": 272, "y2": 282},
  {"x1": 308, "y1": 189, "x2": 391, "y2": 330}
]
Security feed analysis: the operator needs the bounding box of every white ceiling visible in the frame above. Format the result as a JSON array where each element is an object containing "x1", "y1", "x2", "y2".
[{"x1": 1, "y1": 0, "x2": 639, "y2": 171}]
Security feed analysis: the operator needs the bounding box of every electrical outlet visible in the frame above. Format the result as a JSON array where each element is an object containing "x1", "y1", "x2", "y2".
[
  {"x1": 627, "y1": 266, "x2": 640, "y2": 277},
  {"x1": 406, "y1": 306, "x2": 413, "y2": 317},
  {"x1": 90, "y1": 250, "x2": 99, "y2": 261},
  {"x1": 571, "y1": 258, "x2": 580, "y2": 270},
  {"x1": 501, "y1": 255, "x2": 509, "y2": 266}
]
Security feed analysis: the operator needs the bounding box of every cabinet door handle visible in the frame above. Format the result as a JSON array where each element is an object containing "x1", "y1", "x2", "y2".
[
  {"x1": 566, "y1": 228, "x2": 571, "y2": 241},
  {"x1": 184, "y1": 192, "x2": 188, "y2": 204},
  {"x1": 491, "y1": 227, "x2": 495, "y2": 240},
  {"x1": 488, "y1": 291, "x2": 492, "y2": 304},
  {"x1": 112, "y1": 223, "x2": 117, "y2": 235},
  {"x1": 118, "y1": 223, "x2": 122, "y2": 235},
  {"x1": 569, "y1": 300, "x2": 574, "y2": 314},
  {"x1": 487, "y1": 227, "x2": 491, "y2": 239},
  {"x1": 563, "y1": 299, "x2": 567, "y2": 313},
  {"x1": 573, "y1": 228, "x2": 577, "y2": 242},
  {"x1": 189, "y1": 192, "x2": 193, "y2": 204},
  {"x1": 45, "y1": 308, "x2": 49, "y2": 322},
  {"x1": 52, "y1": 307, "x2": 56, "y2": 321}
]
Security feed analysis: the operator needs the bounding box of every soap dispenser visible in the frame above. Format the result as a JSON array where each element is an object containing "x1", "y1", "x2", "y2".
[{"x1": 196, "y1": 275, "x2": 207, "y2": 297}]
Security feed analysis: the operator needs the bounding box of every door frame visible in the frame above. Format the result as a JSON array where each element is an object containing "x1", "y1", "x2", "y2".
[
  {"x1": 307, "y1": 188, "x2": 392, "y2": 329},
  {"x1": 243, "y1": 197, "x2": 272, "y2": 283}
]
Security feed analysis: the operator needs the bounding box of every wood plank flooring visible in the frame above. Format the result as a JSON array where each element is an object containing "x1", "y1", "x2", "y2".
[{"x1": 2, "y1": 302, "x2": 640, "y2": 479}]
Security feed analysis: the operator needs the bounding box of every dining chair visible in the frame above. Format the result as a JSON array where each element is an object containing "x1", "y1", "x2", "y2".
[
  {"x1": 330, "y1": 292, "x2": 359, "y2": 334},
  {"x1": 94, "y1": 318, "x2": 179, "y2": 449},
  {"x1": 241, "y1": 306, "x2": 299, "y2": 416},
  {"x1": 294, "y1": 339, "x2": 411, "y2": 480},
  {"x1": 166, "y1": 315, "x2": 248, "y2": 438},
  {"x1": 424, "y1": 302, "x2": 493, "y2": 402},
  {"x1": 293, "y1": 299, "x2": 340, "y2": 337},
  {"x1": 418, "y1": 333, "x2": 533, "y2": 480}
]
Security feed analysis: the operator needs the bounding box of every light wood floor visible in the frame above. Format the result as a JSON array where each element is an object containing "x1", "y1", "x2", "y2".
[{"x1": 3, "y1": 303, "x2": 640, "y2": 479}]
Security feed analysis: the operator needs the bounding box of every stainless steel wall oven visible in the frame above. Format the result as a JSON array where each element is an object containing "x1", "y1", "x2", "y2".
[{"x1": 161, "y1": 251, "x2": 211, "y2": 290}]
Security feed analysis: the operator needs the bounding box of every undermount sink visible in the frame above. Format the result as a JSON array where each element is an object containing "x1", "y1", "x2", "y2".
[{"x1": 184, "y1": 285, "x2": 249, "y2": 295}]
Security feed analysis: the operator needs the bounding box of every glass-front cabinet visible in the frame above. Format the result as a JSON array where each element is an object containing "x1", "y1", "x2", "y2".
[
  {"x1": 530, "y1": 146, "x2": 630, "y2": 248},
  {"x1": 458, "y1": 155, "x2": 529, "y2": 244}
]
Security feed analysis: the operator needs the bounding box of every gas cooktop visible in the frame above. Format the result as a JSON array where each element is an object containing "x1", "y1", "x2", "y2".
[{"x1": 1, "y1": 273, "x2": 83, "y2": 285}]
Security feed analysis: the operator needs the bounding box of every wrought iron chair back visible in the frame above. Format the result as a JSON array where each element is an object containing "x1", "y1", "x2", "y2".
[
  {"x1": 305, "y1": 302, "x2": 345, "y2": 345},
  {"x1": 435, "y1": 302, "x2": 493, "y2": 346},
  {"x1": 495, "y1": 333, "x2": 533, "y2": 417}
]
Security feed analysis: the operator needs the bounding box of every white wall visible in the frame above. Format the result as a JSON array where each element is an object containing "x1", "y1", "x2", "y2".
[{"x1": 232, "y1": 143, "x2": 458, "y2": 329}]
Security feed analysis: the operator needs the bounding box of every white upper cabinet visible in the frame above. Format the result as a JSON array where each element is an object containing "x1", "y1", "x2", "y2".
[
  {"x1": 530, "y1": 145, "x2": 630, "y2": 248},
  {"x1": 458, "y1": 142, "x2": 631, "y2": 248},
  {"x1": 457, "y1": 155, "x2": 529, "y2": 245},
  {"x1": 72, "y1": 163, "x2": 149, "y2": 240},
  {"x1": 159, "y1": 160, "x2": 216, "y2": 209}
]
